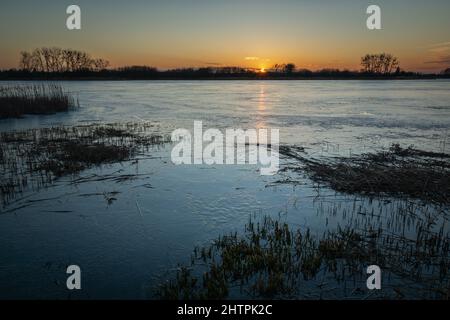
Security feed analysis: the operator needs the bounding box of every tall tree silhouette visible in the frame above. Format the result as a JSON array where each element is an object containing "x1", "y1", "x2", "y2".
[{"x1": 361, "y1": 53, "x2": 399, "y2": 74}]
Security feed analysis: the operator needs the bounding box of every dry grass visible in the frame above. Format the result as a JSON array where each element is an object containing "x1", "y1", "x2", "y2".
[
  {"x1": 0, "y1": 123, "x2": 169, "y2": 206},
  {"x1": 280, "y1": 144, "x2": 450, "y2": 204},
  {"x1": 0, "y1": 84, "x2": 78, "y2": 118},
  {"x1": 156, "y1": 210, "x2": 450, "y2": 300}
]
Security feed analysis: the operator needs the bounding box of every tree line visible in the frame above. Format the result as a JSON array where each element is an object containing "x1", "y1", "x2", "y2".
[
  {"x1": 271, "y1": 54, "x2": 401, "y2": 75},
  {"x1": 4, "y1": 48, "x2": 448, "y2": 79},
  {"x1": 19, "y1": 47, "x2": 109, "y2": 72}
]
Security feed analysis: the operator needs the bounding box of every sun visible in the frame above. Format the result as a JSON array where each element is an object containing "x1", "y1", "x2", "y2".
[{"x1": 259, "y1": 67, "x2": 266, "y2": 73}]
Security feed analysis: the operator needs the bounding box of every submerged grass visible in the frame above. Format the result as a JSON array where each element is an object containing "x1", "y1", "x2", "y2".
[
  {"x1": 0, "y1": 84, "x2": 78, "y2": 118},
  {"x1": 279, "y1": 144, "x2": 450, "y2": 205},
  {"x1": 156, "y1": 209, "x2": 450, "y2": 300},
  {"x1": 153, "y1": 143, "x2": 450, "y2": 299},
  {"x1": 0, "y1": 122, "x2": 169, "y2": 206}
]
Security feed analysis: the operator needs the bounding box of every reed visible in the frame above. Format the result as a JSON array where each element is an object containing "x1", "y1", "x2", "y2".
[
  {"x1": 156, "y1": 206, "x2": 450, "y2": 300},
  {"x1": 279, "y1": 144, "x2": 450, "y2": 204},
  {"x1": 0, "y1": 84, "x2": 77, "y2": 118},
  {"x1": 0, "y1": 123, "x2": 169, "y2": 206}
]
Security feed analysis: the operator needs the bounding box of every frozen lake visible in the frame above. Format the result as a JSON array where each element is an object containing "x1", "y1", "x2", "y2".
[
  {"x1": 0, "y1": 80, "x2": 449, "y2": 299},
  {"x1": 2, "y1": 80, "x2": 449, "y2": 152}
]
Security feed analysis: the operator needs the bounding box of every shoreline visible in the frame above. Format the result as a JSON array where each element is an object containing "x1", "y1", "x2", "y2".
[
  {"x1": 1, "y1": 77, "x2": 449, "y2": 81},
  {"x1": 1, "y1": 72, "x2": 449, "y2": 82}
]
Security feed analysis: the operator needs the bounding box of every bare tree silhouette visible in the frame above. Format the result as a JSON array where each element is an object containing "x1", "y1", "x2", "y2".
[
  {"x1": 361, "y1": 53, "x2": 399, "y2": 74},
  {"x1": 20, "y1": 47, "x2": 109, "y2": 72},
  {"x1": 271, "y1": 63, "x2": 296, "y2": 73}
]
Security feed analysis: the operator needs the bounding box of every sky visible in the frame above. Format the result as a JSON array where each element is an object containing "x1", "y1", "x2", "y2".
[{"x1": 0, "y1": 0, "x2": 450, "y2": 72}]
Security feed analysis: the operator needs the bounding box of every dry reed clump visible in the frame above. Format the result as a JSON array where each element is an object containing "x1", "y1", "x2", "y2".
[
  {"x1": 156, "y1": 212, "x2": 450, "y2": 300},
  {"x1": 280, "y1": 144, "x2": 450, "y2": 204},
  {"x1": 0, "y1": 123, "x2": 169, "y2": 206},
  {"x1": 0, "y1": 84, "x2": 78, "y2": 118}
]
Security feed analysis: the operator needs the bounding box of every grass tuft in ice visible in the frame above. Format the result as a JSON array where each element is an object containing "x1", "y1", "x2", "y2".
[
  {"x1": 0, "y1": 122, "x2": 170, "y2": 206},
  {"x1": 156, "y1": 211, "x2": 450, "y2": 300},
  {"x1": 279, "y1": 144, "x2": 450, "y2": 204}
]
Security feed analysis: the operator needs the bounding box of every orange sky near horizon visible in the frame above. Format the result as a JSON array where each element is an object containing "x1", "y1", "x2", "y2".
[{"x1": 1, "y1": 1, "x2": 449, "y2": 73}]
